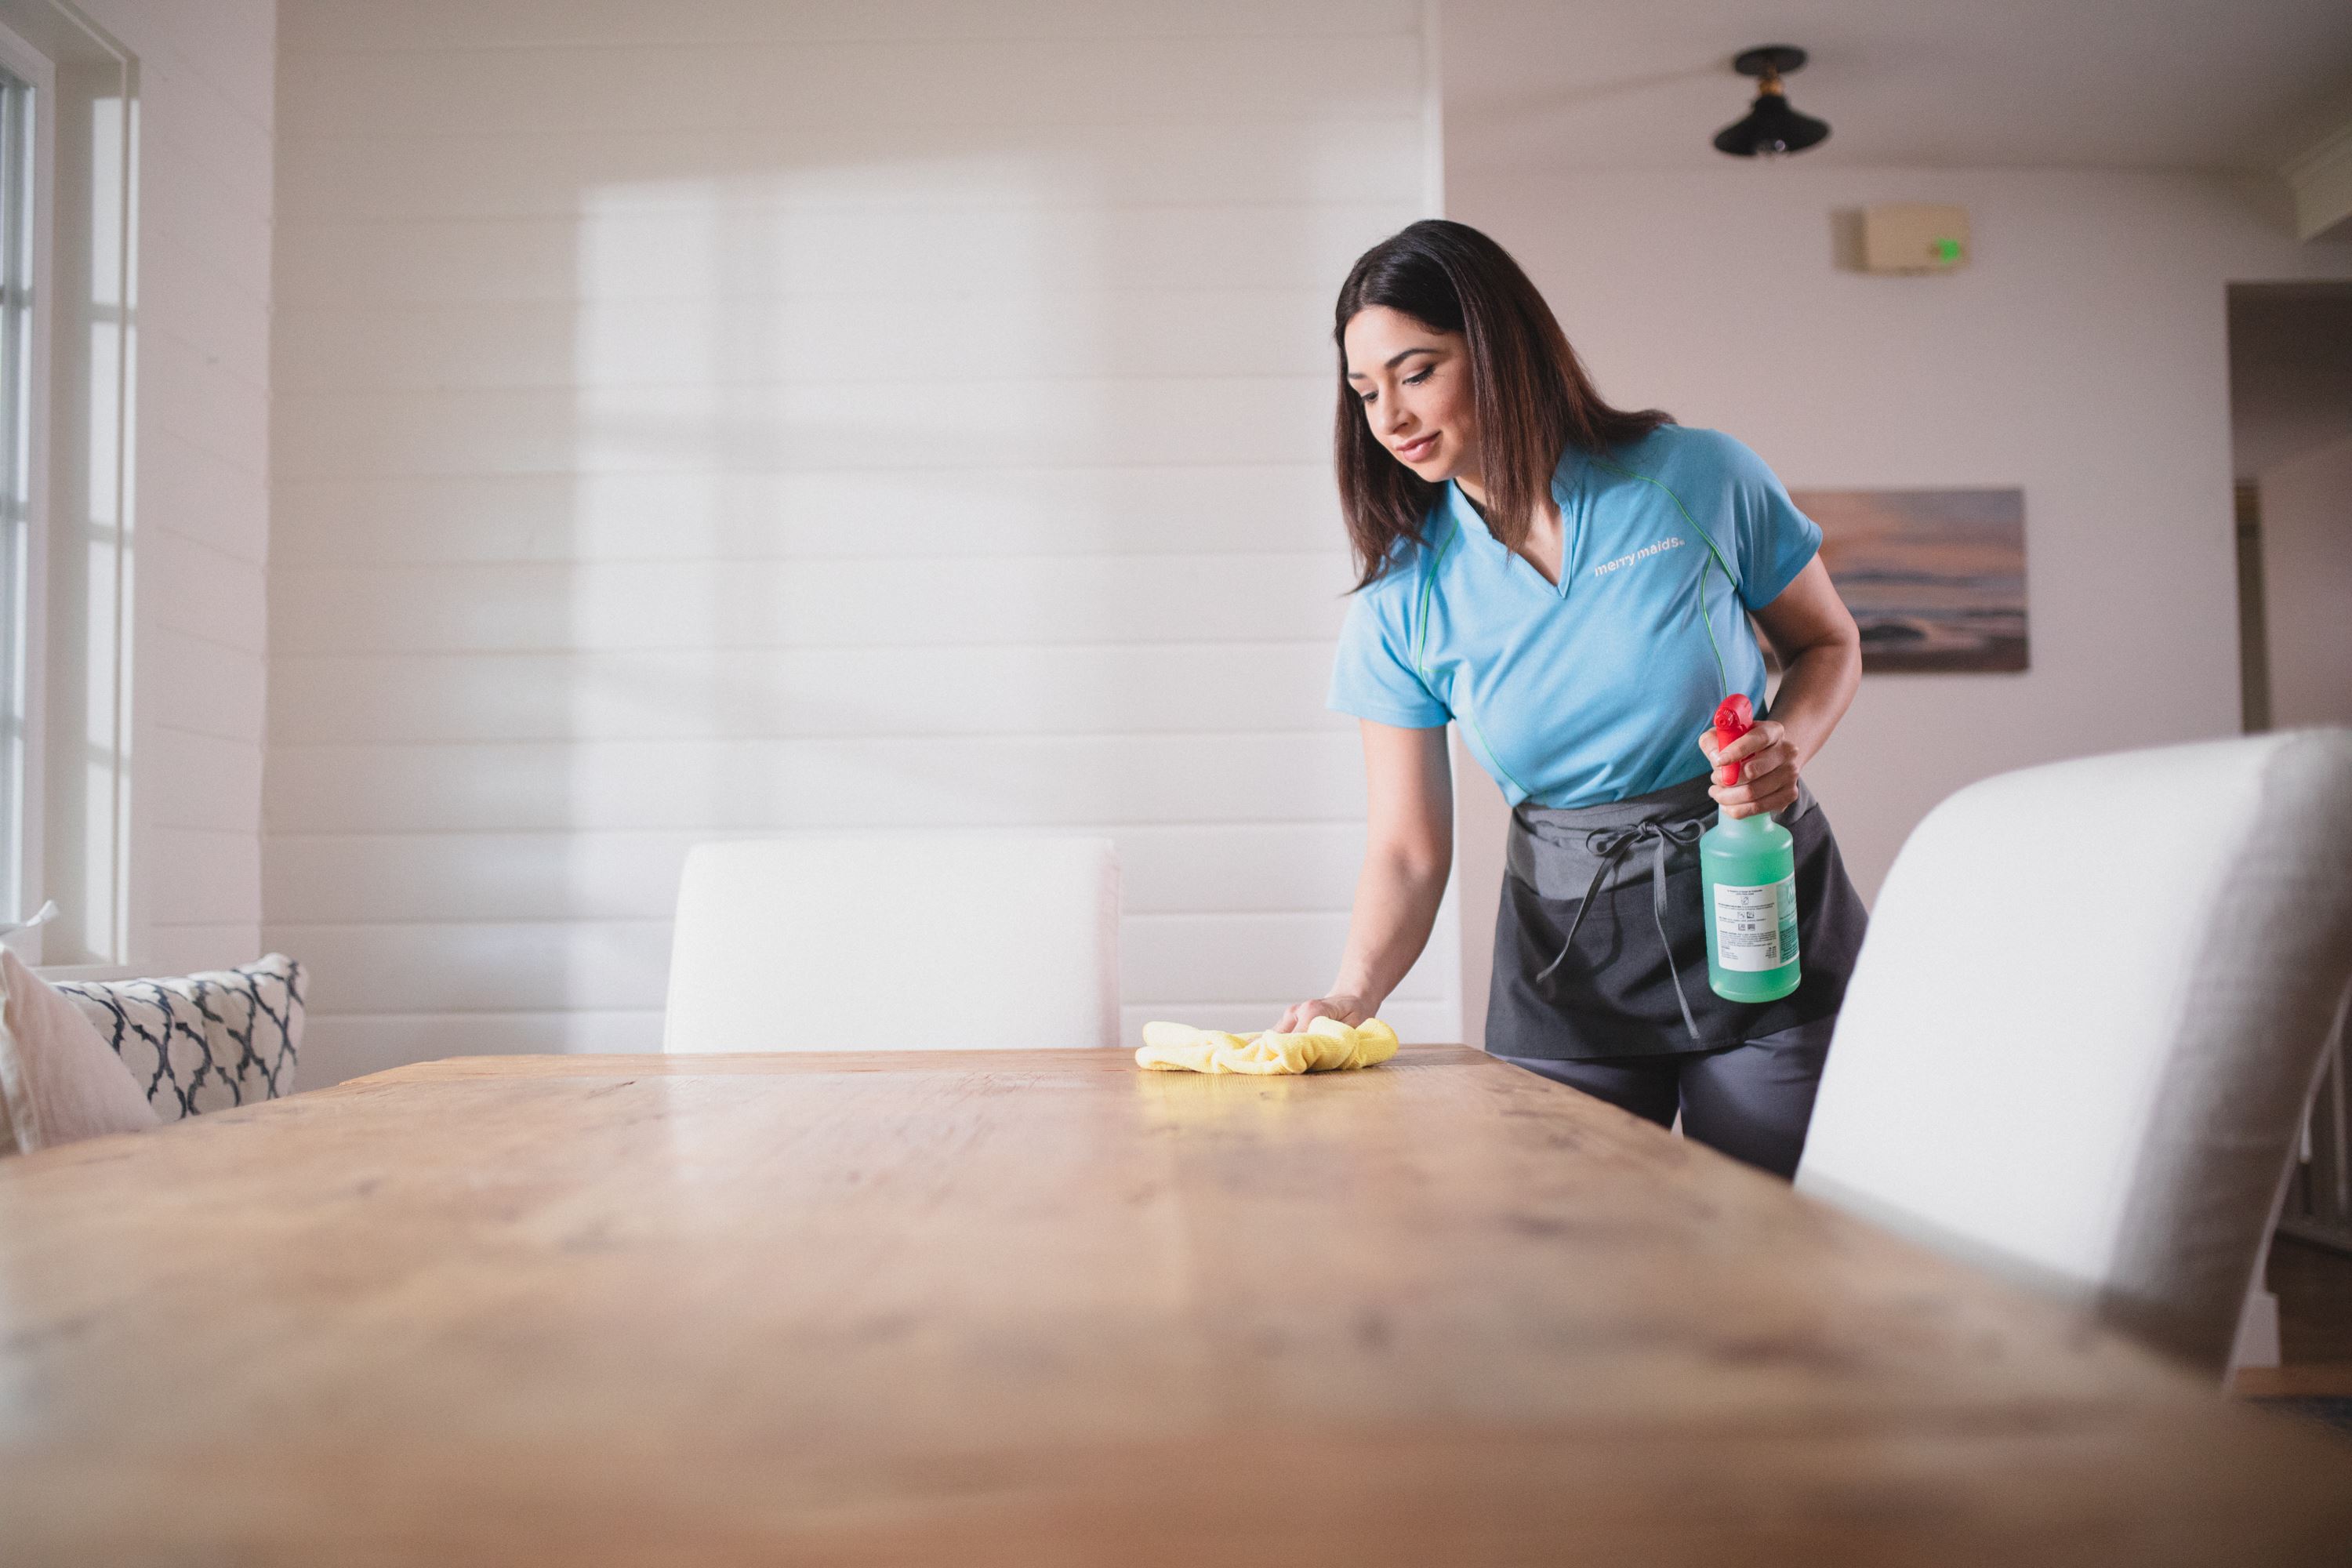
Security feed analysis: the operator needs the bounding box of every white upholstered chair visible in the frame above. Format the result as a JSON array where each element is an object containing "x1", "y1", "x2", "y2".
[
  {"x1": 1796, "y1": 729, "x2": 2352, "y2": 1381},
  {"x1": 662, "y1": 835, "x2": 1120, "y2": 1052}
]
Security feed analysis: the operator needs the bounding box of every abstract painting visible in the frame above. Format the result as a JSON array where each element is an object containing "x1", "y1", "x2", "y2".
[{"x1": 1788, "y1": 488, "x2": 2028, "y2": 673}]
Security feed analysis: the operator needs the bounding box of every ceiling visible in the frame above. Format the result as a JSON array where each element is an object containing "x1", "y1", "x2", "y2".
[{"x1": 1441, "y1": 0, "x2": 2352, "y2": 175}]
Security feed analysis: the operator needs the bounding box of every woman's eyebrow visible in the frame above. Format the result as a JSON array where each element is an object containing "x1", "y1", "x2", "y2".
[{"x1": 1345, "y1": 346, "x2": 1439, "y2": 380}]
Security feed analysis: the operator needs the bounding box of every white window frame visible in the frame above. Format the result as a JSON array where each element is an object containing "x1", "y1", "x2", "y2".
[
  {"x1": 0, "y1": 0, "x2": 135, "y2": 974},
  {"x1": 0, "y1": 15, "x2": 51, "y2": 964}
]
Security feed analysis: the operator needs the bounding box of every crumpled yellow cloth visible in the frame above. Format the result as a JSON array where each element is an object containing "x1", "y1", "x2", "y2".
[{"x1": 1134, "y1": 1016, "x2": 1400, "y2": 1075}]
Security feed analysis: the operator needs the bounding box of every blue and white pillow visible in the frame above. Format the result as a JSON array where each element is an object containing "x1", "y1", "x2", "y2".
[{"x1": 56, "y1": 954, "x2": 304, "y2": 1120}]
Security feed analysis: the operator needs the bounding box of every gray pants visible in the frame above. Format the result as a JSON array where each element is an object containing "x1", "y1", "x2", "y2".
[{"x1": 1497, "y1": 1014, "x2": 1838, "y2": 1180}]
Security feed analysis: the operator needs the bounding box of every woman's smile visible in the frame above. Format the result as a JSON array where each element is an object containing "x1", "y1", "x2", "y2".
[{"x1": 1393, "y1": 430, "x2": 1439, "y2": 463}]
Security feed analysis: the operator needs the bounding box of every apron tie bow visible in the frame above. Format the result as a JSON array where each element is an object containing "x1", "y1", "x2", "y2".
[{"x1": 1532, "y1": 818, "x2": 1709, "y2": 1042}]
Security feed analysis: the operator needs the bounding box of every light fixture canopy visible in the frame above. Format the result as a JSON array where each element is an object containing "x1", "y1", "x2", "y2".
[{"x1": 1713, "y1": 45, "x2": 1830, "y2": 158}]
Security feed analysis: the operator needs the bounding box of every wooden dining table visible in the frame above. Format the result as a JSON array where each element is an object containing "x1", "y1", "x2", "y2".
[{"x1": 4, "y1": 1044, "x2": 2349, "y2": 1564}]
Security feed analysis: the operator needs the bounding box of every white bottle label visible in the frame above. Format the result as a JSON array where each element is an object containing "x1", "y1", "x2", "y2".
[{"x1": 1714, "y1": 877, "x2": 1799, "y2": 972}]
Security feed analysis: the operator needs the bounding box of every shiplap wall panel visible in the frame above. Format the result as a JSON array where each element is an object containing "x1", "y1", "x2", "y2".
[
  {"x1": 144, "y1": 534, "x2": 268, "y2": 652},
  {"x1": 138, "y1": 328, "x2": 270, "y2": 478},
  {"x1": 170, "y1": 0, "x2": 276, "y2": 118},
  {"x1": 146, "y1": 826, "x2": 267, "y2": 927},
  {"x1": 140, "y1": 263, "x2": 270, "y2": 396},
  {"x1": 281, "y1": 0, "x2": 1421, "y2": 50},
  {"x1": 143, "y1": 429, "x2": 270, "y2": 563},
  {"x1": 268, "y1": 824, "x2": 1379, "y2": 924},
  {"x1": 149, "y1": 729, "x2": 267, "y2": 833},
  {"x1": 64, "y1": 0, "x2": 274, "y2": 966},
  {"x1": 276, "y1": 214, "x2": 1395, "y2": 314},
  {"x1": 140, "y1": 230, "x2": 270, "y2": 349},
  {"x1": 278, "y1": 37, "x2": 1421, "y2": 136},
  {"x1": 278, "y1": 121, "x2": 1425, "y2": 220},
  {"x1": 268, "y1": 0, "x2": 1441, "y2": 1079},
  {"x1": 271, "y1": 466, "x2": 1343, "y2": 564},
  {"x1": 142, "y1": 338, "x2": 268, "y2": 495},
  {"x1": 278, "y1": 913, "x2": 1443, "y2": 1018},
  {"x1": 270, "y1": 646, "x2": 1345, "y2": 742},
  {"x1": 134, "y1": 64, "x2": 272, "y2": 217},
  {"x1": 274, "y1": 379, "x2": 1335, "y2": 477},
  {"x1": 144, "y1": 630, "x2": 267, "y2": 741},
  {"x1": 268, "y1": 735, "x2": 1373, "y2": 833},
  {"x1": 144, "y1": 924, "x2": 277, "y2": 976},
  {"x1": 278, "y1": 292, "x2": 1342, "y2": 390},
  {"x1": 272, "y1": 556, "x2": 1353, "y2": 652}
]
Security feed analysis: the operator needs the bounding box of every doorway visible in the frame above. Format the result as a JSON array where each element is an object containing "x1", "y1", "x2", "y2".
[
  {"x1": 2225, "y1": 281, "x2": 2352, "y2": 1389},
  {"x1": 2227, "y1": 281, "x2": 2352, "y2": 735}
]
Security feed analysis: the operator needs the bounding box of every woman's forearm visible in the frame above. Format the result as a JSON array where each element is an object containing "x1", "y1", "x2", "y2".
[
  {"x1": 1330, "y1": 845, "x2": 1452, "y2": 1015},
  {"x1": 1766, "y1": 635, "x2": 1860, "y2": 770}
]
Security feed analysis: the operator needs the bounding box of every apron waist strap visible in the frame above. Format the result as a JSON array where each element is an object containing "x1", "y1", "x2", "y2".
[{"x1": 1510, "y1": 775, "x2": 1816, "y2": 896}]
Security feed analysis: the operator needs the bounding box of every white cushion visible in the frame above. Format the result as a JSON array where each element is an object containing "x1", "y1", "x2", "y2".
[
  {"x1": 0, "y1": 948, "x2": 158, "y2": 1154},
  {"x1": 1797, "y1": 730, "x2": 2352, "y2": 1376},
  {"x1": 56, "y1": 954, "x2": 306, "y2": 1120},
  {"x1": 663, "y1": 835, "x2": 1120, "y2": 1051}
]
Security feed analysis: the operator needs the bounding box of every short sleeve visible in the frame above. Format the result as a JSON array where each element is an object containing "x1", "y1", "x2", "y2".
[
  {"x1": 1718, "y1": 434, "x2": 1822, "y2": 611},
  {"x1": 1327, "y1": 586, "x2": 1450, "y2": 729}
]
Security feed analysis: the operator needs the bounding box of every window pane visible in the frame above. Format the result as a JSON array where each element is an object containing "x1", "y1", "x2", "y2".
[{"x1": 0, "y1": 66, "x2": 31, "y2": 922}]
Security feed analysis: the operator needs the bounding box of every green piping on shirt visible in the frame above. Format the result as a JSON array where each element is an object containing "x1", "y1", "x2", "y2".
[
  {"x1": 1454, "y1": 702, "x2": 1535, "y2": 802},
  {"x1": 1410, "y1": 514, "x2": 1462, "y2": 677},
  {"x1": 1585, "y1": 455, "x2": 1744, "y2": 705},
  {"x1": 1409, "y1": 510, "x2": 1534, "y2": 804}
]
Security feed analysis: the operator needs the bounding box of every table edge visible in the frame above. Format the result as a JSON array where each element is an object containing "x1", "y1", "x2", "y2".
[{"x1": 325, "y1": 1042, "x2": 1490, "y2": 1088}]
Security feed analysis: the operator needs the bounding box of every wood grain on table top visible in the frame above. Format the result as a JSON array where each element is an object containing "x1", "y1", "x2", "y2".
[{"x1": 3, "y1": 1044, "x2": 2347, "y2": 1566}]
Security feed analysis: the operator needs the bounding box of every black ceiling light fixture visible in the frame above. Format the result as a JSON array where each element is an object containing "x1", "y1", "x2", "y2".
[{"x1": 1712, "y1": 45, "x2": 1830, "y2": 159}]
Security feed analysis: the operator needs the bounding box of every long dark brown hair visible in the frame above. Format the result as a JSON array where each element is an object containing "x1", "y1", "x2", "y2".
[{"x1": 1333, "y1": 220, "x2": 1672, "y2": 590}]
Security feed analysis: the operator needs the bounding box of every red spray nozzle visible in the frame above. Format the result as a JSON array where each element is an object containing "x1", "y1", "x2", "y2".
[{"x1": 1711, "y1": 693, "x2": 1754, "y2": 785}]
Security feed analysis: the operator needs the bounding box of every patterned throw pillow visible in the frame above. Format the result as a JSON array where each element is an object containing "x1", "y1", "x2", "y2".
[{"x1": 55, "y1": 954, "x2": 305, "y2": 1121}]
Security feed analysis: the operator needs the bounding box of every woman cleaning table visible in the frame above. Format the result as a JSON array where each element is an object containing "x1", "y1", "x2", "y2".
[{"x1": 1277, "y1": 220, "x2": 1871, "y2": 1178}]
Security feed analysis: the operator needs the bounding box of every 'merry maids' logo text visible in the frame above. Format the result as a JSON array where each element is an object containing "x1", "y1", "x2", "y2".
[{"x1": 1592, "y1": 536, "x2": 1686, "y2": 579}]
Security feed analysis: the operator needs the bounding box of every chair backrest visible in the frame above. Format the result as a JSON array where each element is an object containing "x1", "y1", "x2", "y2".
[
  {"x1": 1795, "y1": 729, "x2": 2352, "y2": 1377},
  {"x1": 662, "y1": 834, "x2": 1120, "y2": 1052}
]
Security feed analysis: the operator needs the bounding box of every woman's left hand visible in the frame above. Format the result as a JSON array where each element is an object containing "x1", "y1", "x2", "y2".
[{"x1": 1700, "y1": 720, "x2": 1801, "y2": 818}]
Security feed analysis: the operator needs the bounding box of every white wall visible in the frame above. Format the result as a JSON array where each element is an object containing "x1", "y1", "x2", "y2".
[
  {"x1": 267, "y1": 0, "x2": 1446, "y2": 1082},
  {"x1": 1442, "y1": 164, "x2": 2352, "y2": 1048},
  {"x1": 2261, "y1": 430, "x2": 2352, "y2": 729},
  {"x1": 74, "y1": 0, "x2": 273, "y2": 971}
]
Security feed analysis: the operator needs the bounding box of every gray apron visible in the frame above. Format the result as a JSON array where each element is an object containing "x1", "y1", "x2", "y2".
[{"x1": 1486, "y1": 772, "x2": 1869, "y2": 1060}]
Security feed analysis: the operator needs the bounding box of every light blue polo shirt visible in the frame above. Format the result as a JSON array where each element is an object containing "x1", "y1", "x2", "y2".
[{"x1": 1327, "y1": 425, "x2": 1821, "y2": 810}]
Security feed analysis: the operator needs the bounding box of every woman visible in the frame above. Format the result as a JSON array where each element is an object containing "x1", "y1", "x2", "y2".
[{"x1": 1276, "y1": 220, "x2": 1869, "y2": 1179}]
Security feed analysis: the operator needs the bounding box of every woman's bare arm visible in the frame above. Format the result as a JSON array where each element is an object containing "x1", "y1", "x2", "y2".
[
  {"x1": 1276, "y1": 720, "x2": 1454, "y2": 1030},
  {"x1": 1701, "y1": 555, "x2": 1862, "y2": 818}
]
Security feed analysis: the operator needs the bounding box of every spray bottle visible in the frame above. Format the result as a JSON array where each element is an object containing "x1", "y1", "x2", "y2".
[{"x1": 1699, "y1": 691, "x2": 1801, "y2": 1003}]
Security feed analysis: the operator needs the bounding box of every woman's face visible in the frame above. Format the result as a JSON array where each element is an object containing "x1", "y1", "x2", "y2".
[{"x1": 1342, "y1": 306, "x2": 1479, "y2": 488}]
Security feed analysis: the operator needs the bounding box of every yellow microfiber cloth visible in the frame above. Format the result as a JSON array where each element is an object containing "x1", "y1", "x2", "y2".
[{"x1": 1134, "y1": 1015, "x2": 1401, "y2": 1075}]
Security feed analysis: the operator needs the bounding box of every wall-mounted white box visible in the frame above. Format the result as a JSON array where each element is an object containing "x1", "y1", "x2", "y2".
[{"x1": 1863, "y1": 204, "x2": 1970, "y2": 274}]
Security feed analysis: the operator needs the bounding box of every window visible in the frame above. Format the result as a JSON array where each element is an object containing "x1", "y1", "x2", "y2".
[
  {"x1": 0, "y1": 33, "x2": 43, "y2": 958},
  {"x1": 0, "y1": 0, "x2": 132, "y2": 967},
  {"x1": 0, "y1": 67, "x2": 31, "y2": 909}
]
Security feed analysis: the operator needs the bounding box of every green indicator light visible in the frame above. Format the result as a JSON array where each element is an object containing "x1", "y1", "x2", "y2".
[{"x1": 1936, "y1": 237, "x2": 1962, "y2": 263}]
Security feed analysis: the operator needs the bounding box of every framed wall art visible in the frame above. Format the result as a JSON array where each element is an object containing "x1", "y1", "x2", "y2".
[{"x1": 1789, "y1": 487, "x2": 2028, "y2": 673}]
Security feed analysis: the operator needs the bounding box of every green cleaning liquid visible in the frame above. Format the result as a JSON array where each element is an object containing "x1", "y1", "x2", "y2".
[{"x1": 1700, "y1": 809, "x2": 1801, "y2": 1002}]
